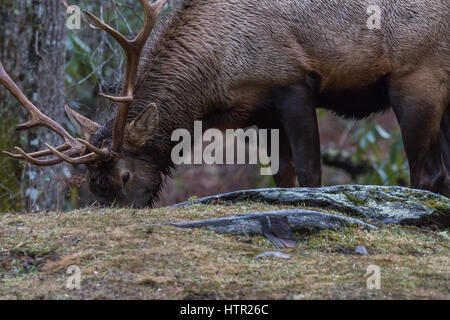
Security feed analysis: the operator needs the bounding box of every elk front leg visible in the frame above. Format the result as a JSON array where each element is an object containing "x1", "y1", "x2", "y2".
[
  {"x1": 273, "y1": 128, "x2": 296, "y2": 188},
  {"x1": 389, "y1": 69, "x2": 450, "y2": 197},
  {"x1": 275, "y1": 84, "x2": 321, "y2": 187}
]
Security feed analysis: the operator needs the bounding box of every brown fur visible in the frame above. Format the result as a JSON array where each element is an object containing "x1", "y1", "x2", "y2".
[{"x1": 85, "y1": 0, "x2": 449, "y2": 207}]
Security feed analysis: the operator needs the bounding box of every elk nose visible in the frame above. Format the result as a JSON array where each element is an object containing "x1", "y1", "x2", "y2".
[{"x1": 122, "y1": 172, "x2": 131, "y2": 186}]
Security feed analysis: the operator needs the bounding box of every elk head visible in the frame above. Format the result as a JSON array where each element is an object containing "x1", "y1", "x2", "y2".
[{"x1": 0, "y1": 0, "x2": 168, "y2": 208}]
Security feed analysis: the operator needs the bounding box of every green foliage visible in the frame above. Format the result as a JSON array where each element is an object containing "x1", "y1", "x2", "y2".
[{"x1": 352, "y1": 120, "x2": 409, "y2": 186}]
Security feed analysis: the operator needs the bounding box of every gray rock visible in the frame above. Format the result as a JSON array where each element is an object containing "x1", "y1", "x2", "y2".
[
  {"x1": 354, "y1": 245, "x2": 368, "y2": 255},
  {"x1": 175, "y1": 185, "x2": 450, "y2": 227},
  {"x1": 158, "y1": 209, "x2": 377, "y2": 237}
]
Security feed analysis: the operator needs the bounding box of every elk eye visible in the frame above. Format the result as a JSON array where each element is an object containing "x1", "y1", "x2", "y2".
[{"x1": 122, "y1": 172, "x2": 130, "y2": 186}]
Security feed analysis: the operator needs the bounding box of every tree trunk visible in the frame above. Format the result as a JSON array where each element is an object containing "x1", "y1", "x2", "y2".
[{"x1": 0, "y1": 0, "x2": 66, "y2": 212}]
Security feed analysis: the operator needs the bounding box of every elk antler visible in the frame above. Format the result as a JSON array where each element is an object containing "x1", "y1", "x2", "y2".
[
  {"x1": 84, "y1": 0, "x2": 168, "y2": 152},
  {"x1": 0, "y1": 61, "x2": 109, "y2": 166},
  {"x1": 0, "y1": 1, "x2": 165, "y2": 166}
]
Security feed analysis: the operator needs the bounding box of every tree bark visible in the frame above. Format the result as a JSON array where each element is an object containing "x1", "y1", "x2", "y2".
[{"x1": 0, "y1": 0, "x2": 66, "y2": 212}]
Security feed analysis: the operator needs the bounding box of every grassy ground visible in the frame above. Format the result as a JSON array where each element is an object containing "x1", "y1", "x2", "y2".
[{"x1": 0, "y1": 202, "x2": 449, "y2": 300}]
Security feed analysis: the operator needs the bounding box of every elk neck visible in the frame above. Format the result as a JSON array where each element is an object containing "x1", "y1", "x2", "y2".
[{"x1": 120, "y1": 3, "x2": 230, "y2": 172}]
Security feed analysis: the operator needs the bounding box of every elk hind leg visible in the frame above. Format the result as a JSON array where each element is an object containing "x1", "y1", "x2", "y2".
[{"x1": 390, "y1": 69, "x2": 450, "y2": 197}]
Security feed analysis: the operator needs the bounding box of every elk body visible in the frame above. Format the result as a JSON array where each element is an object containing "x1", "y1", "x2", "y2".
[{"x1": 0, "y1": 0, "x2": 449, "y2": 208}]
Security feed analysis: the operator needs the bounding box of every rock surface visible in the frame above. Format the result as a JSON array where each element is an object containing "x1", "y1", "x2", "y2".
[
  {"x1": 176, "y1": 185, "x2": 450, "y2": 227},
  {"x1": 354, "y1": 245, "x2": 369, "y2": 256},
  {"x1": 159, "y1": 209, "x2": 377, "y2": 237}
]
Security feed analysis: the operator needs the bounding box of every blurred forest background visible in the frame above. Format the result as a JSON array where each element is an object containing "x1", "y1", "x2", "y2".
[{"x1": 0, "y1": 0, "x2": 409, "y2": 213}]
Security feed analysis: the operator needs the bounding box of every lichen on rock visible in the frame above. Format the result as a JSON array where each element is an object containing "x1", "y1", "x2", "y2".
[{"x1": 176, "y1": 185, "x2": 450, "y2": 228}]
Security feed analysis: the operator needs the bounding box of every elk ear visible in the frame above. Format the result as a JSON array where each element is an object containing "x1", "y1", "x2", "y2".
[
  {"x1": 125, "y1": 103, "x2": 159, "y2": 149},
  {"x1": 65, "y1": 106, "x2": 101, "y2": 141}
]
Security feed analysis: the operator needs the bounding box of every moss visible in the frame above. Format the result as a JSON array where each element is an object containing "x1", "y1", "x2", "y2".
[
  {"x1": 0, "y1": 204, "x2": 448, "y2": 299},
  {"x1": 421, "y1": 198, "x2": 450, "y2": 215},
  {"x1": 8, "y1": 240, "x2": 54, "y2": 259},
  {"x1": 343, "y1": 192, "x2": 368, "y2": 207}
]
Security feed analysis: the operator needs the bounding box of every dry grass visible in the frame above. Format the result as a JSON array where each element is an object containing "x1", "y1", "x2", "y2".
[{"x1": 0, "y1": 202, "x2": 449, "y2": 300}]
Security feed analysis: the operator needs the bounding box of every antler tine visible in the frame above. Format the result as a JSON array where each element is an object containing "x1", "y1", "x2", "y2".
[
  {"x1": 84, "y1": 0, "x2": 167, "y2": 54},
  {"x1": 82, "y1": 10, "x2": 132, "y2": 51},
  {"x1": 84, "y1": 0, "x2": 167, "y2": 152},
  {"x1": 12, "y1": 147, "x2": 64, "y2": 166},
  {"x1": 134, "y1": 0, "x2": 168, "y2": 49},
  {"x1": 12, "y1": 146, "x2": 86, "y2": 167},
  {"x1": 0, "y1": 61, "x2": 72, "y2": 139},
  {"x1": 45, "y1": 144, "x2": 100, "y2": 164},
  {"x1": 3, "y1": 144, "x2": 71, "y2": 160},
  {"x1": 98, "y1": 93, "x2": 133, "y2": 103},
  {"x1": 1, "y1": 61, "x2": 43, "y2": 131},
  {"x1": 0, "y1": 60, "x2": 108, "y2": 166},
  {"x1": 76, "y1": 138, "x2": 111, "y2": 158}
]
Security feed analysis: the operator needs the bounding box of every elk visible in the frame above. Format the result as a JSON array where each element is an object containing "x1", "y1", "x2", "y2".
[{"x1": 0, "y1": 0, "x2": 449, "y2": 208}]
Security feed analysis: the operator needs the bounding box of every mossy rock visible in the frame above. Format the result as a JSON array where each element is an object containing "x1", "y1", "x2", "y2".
[{"x1": 177, "y1": 185, "x2": 450, "y2": 228}]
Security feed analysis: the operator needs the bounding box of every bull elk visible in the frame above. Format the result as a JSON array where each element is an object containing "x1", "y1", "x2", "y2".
[{"x1": 0, "y1": 0, "x2": 449, "y2": 208}]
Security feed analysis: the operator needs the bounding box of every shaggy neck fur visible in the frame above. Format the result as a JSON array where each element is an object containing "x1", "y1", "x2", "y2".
[{"x1": 94, "y1": 0, "x2": 228, "y2": 175}]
